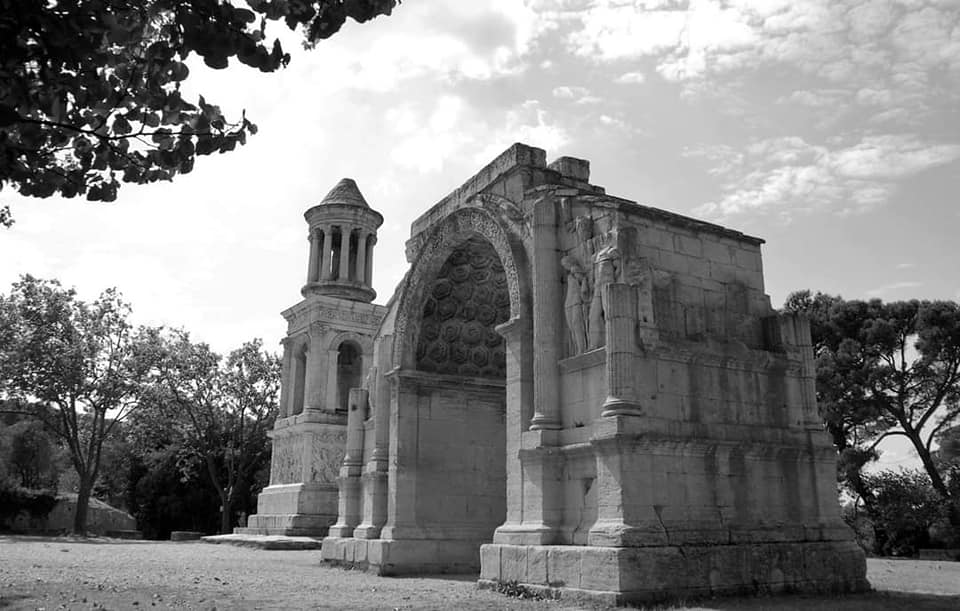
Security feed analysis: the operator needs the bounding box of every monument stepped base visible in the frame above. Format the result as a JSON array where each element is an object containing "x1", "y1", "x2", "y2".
[
  {"x1": 321, "y1": 537, "x2": 483, "y2": 575},
  {"x1": 479, "y1": 541, "x2": 869, "y2": 606},
  {"x1": 203, "y1": 533, "x2": 324, "y2": 550},
  {"x1": 234, "y1": 512, "x2": 333, "y2": 537}
]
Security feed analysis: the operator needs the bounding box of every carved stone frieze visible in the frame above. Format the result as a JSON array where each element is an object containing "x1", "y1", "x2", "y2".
[
  {"x1": 269, "y1": 435, "x2": 304, "y2": 485},
  {"x1": 310, "y1": 430, "x2": 347, "y2": 484},
  {"x1": 315, "y1": 307, "x2": 382, "y2": 327}
]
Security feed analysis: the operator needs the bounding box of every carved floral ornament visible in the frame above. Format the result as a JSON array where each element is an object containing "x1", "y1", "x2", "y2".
[
  {"x1": 393, "y1": 206, "x2": 526, "y2": 369},
  {"x1": 469, "y1": 192, "x2": 530, "y2": 240}
]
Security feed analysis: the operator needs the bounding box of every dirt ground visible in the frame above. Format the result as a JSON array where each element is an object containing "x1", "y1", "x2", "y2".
[{"x1": 1, "y1": 536, "x2": 959, "y2": 610}]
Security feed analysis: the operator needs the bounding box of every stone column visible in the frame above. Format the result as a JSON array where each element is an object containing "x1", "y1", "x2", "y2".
[
  {"x1": 329, "y1": 388, "x2": 367, "y2": 537},
  {"x1": 529, "y1": 194, "x2": 562, "y2": 431},
  {"x1": 492, "y1": 316, "x2": 544, "y2": 542},
  {"x1": 307, "y1": 229, "x2": 320, "y2": 283},
  {"x1": 364, "y1": 235, "x2": 376, "y2": 285},
  {"x1": 354, "y1": 341, "x2": 390, "y2": 539},
  {"x1": 355, "y1": 230, "x2": 368, "y2": 285},
  {"x1": 278, "y1": 338, "x2": 292, "y2": 419},
  {"x1": 601, "y1": 283, "x2": 643, "y2": 417},
  {"x1": 338, "y1": 226, "x2": 351, "y2": 281},
  {"x1": 379, "y1": 370, "x2": 426, "y2": 541},
  {"x1": 320, "y1": 225, "x2": 333, "y2": 280}
]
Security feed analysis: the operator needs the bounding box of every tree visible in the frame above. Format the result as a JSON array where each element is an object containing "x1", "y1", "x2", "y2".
[
  {"x1": 0, "y1": 0, "x2": 398, "y2": 217},
  {"x1": 6, "y1": 418, "x2": 62, "y2": 489},
  {"x1": 142, "y1": 330, "x2": 279, "y2": 533},
  {"x1": 785, "y1": 291, "x2": 960, "y2": 529},
  {"x1": 0, "y1": 275, "x2": 154, "y2": 533}
]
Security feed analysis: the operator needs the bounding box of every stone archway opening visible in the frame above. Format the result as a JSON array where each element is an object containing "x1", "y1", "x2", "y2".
[{"x1": 411, "y1": 235, "x2": 510, "y2": 566}]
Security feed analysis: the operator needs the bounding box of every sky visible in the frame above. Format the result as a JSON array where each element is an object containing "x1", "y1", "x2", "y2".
[{"x1": 2, "y1": 1, "x2": 959, "y2": 463}]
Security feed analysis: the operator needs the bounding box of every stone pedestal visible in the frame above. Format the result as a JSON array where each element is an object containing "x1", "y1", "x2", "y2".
[
  {"x1": 237, "y1": 413, "x2": 346, "y2": 536},
  {"x1": 322, "y1": 537, "x2": 486, "y2": 575},
  {"x1": 478, "y1": 540, "x2": 868, "y2": 606}
]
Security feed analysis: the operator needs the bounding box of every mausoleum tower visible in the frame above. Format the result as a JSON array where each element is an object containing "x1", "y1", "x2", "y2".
[
  {"x1": 237, "y1": 178, "x2": 387, "y2": 537},
  {"x1": 301, "y1": 178, "x2": 383, "y2": 303}
]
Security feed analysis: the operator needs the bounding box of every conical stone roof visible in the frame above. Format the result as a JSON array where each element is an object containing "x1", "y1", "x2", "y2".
[{"x1": 320, "y1": 178, "x2": 370, "y2": 208}]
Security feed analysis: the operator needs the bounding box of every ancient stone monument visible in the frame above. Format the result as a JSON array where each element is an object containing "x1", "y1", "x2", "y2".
[
  {"x1": 259, "y1": 143, "x2": 867, "y2": 603},
  {"x1": 238, "y1": 179, "x2": 387, "y2": 536}
]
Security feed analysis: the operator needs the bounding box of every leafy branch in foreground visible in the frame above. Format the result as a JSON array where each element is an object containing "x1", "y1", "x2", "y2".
[{"x1": 0, "y1": 0, "x2": 398, "y2": 206}]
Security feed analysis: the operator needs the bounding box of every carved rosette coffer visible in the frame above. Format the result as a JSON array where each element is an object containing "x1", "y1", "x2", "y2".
[{"x1": 601, "y1": 283, "x2": 643, "y2": 417}]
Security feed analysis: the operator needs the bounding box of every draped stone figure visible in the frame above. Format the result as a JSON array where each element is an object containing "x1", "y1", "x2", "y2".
[
  {"x1": 574, "y1": 215, "x2": 594, "y2": 257},
  {"x1": 560, "y1": 255, "x2": 589, "y2": 355},
  {"x1": 588, "y1": 246, "x2": 619, "y2": 350}
]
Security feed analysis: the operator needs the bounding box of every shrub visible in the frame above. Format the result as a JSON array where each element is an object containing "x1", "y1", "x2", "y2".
[
  {"x1": 0, "y1": 480, "x2": 58, "y2": 528},
  {"x1": 860, "y1": 469, "x2": 943, "y2": 556}
]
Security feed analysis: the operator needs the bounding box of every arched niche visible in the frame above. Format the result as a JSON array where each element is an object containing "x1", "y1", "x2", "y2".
[
  {"x1": 290, "y1": 341, "x2": 307, "y2": 416},
  {"x1": 336, "y1": 340, "x2": 364, "y2": 413}
]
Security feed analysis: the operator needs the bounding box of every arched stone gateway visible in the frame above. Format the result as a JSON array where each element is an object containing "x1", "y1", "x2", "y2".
[
  {"x1": 320, "y1": 200, "x2": 538, "y2": 573},
  {"x1": 272, "y1": 143, "x2": 866, "y2": 604}
]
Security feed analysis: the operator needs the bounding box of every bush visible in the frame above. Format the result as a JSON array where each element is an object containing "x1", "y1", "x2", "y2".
[
  {"x1": 859, "y1": 469, "x2": 944, "y2": 556},
  {"x1": 0, "y1": 417, "x2": 64, "y2": 490},
  {"x1": 128, "y1": 447, "x2": 221, "y2": 539},
  {"x1": 0, "y1": 480, "x2": 58, "y2": 528}
]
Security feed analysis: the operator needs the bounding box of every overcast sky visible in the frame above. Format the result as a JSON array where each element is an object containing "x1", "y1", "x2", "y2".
[{"x1": 2, "y1": 1, "x2": 958, "y2": 460}]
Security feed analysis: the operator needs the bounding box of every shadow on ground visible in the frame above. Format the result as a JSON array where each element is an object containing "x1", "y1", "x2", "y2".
[{"x1": 623, "y1": 590, "x2": 960, "y2": 611}]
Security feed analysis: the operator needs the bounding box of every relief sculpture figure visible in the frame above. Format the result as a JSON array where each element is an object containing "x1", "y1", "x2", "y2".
[
  {"x1": 560, "y1": 255, "x2": 589, "y2": 354},
  {"x1": 574, "y1": 215, "x2": 594, "y2": 257},
  {"x1": 588, "y1": 246, "x2": 619, "y2": 350}
]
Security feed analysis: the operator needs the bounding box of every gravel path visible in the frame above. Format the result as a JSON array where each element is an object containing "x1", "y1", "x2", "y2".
[
  {"x1": 2, "y1": 536, "x2": 959, "y2": 610},
  {"x1": 0, "y1": 537, "x2": 571, "y2": 611}
]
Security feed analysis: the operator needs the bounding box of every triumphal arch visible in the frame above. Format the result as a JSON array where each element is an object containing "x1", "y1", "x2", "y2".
[{"x1": 259, "y1": 143, "x2": 867, "y2": 603}]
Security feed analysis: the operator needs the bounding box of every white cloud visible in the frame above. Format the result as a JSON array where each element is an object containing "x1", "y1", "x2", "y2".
[
  {"x1": 389, "y1": 96, "x2": 471, "y2": 174},
  {"x1": 599, "y1": 114, "x2": 629, "y2": 129},
  {"x1": 551, "y1": 0, "x2": 960, "y2": 127},
  {"x1": 291, "y1": 0, "x2": 544, "y2": 94},
  {"x1": 691, "y1": 133, "x2": 960, "y2": 221},
  {"x1": 569, "y1": 5, "x2": 687, "y2": 60},
  {"x1": 384, "y1": 95, "x2": 570, "y2": 177},
  {"x1": 472, "y1": 101, "x2": 570, "y2": 165},
  {"x1": 552, "y1": 85, "x2": 590, "y2": 99},
  {"x1": 829, "y1": 135, "x2": 960, "y2": 179},
  {"x1": 615, "y1": 71, "x2": 647, "y2": 84}
]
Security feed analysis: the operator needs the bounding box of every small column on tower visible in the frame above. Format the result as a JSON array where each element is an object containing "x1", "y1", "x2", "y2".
[{"x1": 307, "y1": 229, "x2": 320, "y2": 283}]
